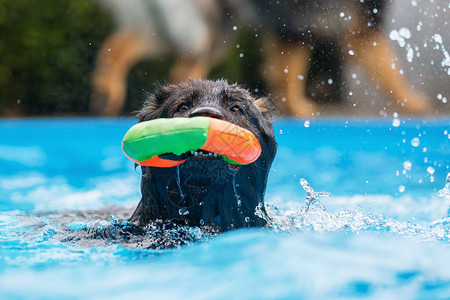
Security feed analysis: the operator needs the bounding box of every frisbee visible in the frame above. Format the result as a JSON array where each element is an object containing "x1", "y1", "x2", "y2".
[{"x1": 122, "y1": 117, "x2": 261, "y2": 167}]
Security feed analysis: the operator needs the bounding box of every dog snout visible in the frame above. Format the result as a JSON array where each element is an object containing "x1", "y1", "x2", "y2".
[{"x1": 189, "y1": 107, "x2": 224, "y2": 120}]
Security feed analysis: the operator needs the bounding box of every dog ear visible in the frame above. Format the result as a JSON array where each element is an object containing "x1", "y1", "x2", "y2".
[
  {"x1": 137, "y1": 84, "x2": 173, "y2": 121},
  {"x1": 253, "y1": 97, "x2": 275, "y2": 121}
]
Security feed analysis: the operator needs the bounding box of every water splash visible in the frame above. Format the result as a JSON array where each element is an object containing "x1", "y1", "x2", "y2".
[
  {"x1": 6, "y1": 175, "x2": 450, "y2": 251},
  {"x1": 389, "y1": 28, "x2": 411, "y2": 48},
  {"x1": 300, "y1": 178, "x2": 332, "y2": 211},
  {"x1": 389, "y1": 27, "x2": 416, "y2": 65},
  {"x1": 256, "y1": 178, "x2": 332, "y2": 231},
  {"x1": 260, "y1": 178, "x2": 450, "y2": 241},
  {"x1": 438, "y1": 173, "x2": 450, "y2": 199},
  {"x1": 0, "y1": 207, "x2": 220, "y2": 252},
  {"x1": 432, "y1": 34, "x2": 450, "y2": 75}
]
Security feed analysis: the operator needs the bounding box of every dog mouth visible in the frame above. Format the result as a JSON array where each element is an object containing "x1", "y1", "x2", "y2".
[
  {"x1": 187, "y1": 150, "x2": 241, "y2": 171},
  {"x1": 188, "y1": 150, "x2": 219, "y2": 159},
  {"x1": 160, "y1": 150, "x2": 240, "y2": 171}
]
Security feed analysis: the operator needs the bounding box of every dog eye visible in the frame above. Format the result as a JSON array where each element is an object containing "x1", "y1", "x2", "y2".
[
  {"x1": 176, "y1": 103, "x2": 190, "y2": 112},
  {"x1": 230, "y1": 105, "x2": 243, "y2": 115}
]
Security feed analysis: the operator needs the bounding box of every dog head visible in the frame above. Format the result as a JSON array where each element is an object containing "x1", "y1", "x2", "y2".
[{"x1": 131, "y1": 79, "x2": 277, "y2": 231}]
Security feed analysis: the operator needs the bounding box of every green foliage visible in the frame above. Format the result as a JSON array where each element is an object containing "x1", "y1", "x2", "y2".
[
  {"x1": 0, "y1": 0, "x2": 113, "y2": 115},
  {"x1": 0, "y1": 1, "x2": 264, "y2": 116}
]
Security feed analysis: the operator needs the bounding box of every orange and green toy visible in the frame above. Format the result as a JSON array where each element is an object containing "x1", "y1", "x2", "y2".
[{"x1": 122, "y1": 117, "x2": 262, "y2": 168}]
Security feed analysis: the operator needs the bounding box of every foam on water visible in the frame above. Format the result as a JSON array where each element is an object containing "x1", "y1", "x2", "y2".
[
  {"x1": 1, "y1": 179, "x2": 450, "y2": 299},
  {"x1": 0, "y1": 145, "x2": 47, "y2": 167},
  {"x1": 255, "y1": 178, "x2": 450, "y2": 242},
  {"x1": 1, "y1": 172, "x2": 140, "y2": 212},
  {"x1": 438, "y1": 173, "x2": 450, "y2": 198},
  {"x1": 2, "y1": 211, "x2": 450, "y2": 299},
  {"x1": 2, "y1": 176, "x2": 450, "y2": 255}
]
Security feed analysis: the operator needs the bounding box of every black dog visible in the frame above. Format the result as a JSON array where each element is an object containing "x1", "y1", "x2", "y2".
[{"x1": 130, "y1": 80, "x2": 277, "y2": 231}]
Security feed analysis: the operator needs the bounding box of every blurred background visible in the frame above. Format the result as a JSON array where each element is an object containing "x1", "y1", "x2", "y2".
[{"x1": 0, "y1": 0, "x2": 449, "y2": 117}]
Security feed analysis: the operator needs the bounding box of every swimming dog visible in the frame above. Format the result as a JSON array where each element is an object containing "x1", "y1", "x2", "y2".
[{"x1": 130, "y1": 79, "x2": 277, "y2": 231}]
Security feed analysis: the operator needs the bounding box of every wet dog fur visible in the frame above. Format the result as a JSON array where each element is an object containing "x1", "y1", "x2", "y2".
[{"x1": 130, "y1": 79, "x2": 277, "y2": 231}]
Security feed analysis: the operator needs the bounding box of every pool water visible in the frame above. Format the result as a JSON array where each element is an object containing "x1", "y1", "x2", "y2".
[{"x1": 1, "y1": 117, "x2": 450, "y2": 299}]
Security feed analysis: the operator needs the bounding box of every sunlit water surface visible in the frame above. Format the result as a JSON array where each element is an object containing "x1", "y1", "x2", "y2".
[{"x1": 1, "y1": 118, "x2": 450, "y2": 299}]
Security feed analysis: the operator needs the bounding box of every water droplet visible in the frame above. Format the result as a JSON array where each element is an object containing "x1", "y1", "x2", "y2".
[
  {"x1": 411, "y1": 137, "x2": 420, "y2": 147},
  {"x1": 433, "y1": 33, "x2": 443, "y2": 44},
  {"x1": 407, "y1": 48, "x2": 414, "y2": 62},
  {"x1": 403, "y1": 161, "x2": 412, "y2": 171},
  {"x1": 389, "y1": 29, "x2": 399, "y2": 41},
  {"x1": 233, "y1": 26, "x2": 237, "y2": 31},
  {"x1": 178, "y1": 207, "x2": 189, "y2": 216},
  {"x1": 348, "y1": 50, "x2": 355, "y2": 55},
  {"x1": 245, "y1": 217, "x2": 250, "y2": 223},
  {"x1": 392, "y1": 119, "x2": 401, "y2": 127},
  {"x1": 399, "y1": 185, "x2": 406, "y2": 193},
  {"x1": 427, "y1": 166, "x2": 435, "y2": 175},
  {"x1": 279, "y1": 130, "x2": 283, "y2": 134},
  {"x1": 304, "y1": 120, "x2": 310, "y2": 128},
  {"x1": 399, "y1": 27, "x2": 411, "y2": 39}
]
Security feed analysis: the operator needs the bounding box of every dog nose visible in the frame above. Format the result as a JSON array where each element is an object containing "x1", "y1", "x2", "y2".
[{"x1": 189, "y1": 107, "x2": 224, "y2": 119}]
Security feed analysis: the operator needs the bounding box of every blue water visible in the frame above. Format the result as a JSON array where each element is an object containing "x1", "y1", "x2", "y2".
[{"x1": 1, "y1": 117, "x2": 450, "y2": 299}]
